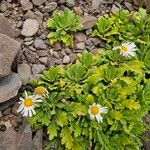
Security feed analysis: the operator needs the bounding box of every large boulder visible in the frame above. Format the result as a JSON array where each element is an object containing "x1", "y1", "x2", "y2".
[
  {"x1": 0, "y1": 33, "x2": 21, "y2": 77},
  {"x1": 0, "y1": 72, "x2": 22, "y2": 103},
  {"x1": 0, "y1": 14, "x2": 14, "y2": 38}
]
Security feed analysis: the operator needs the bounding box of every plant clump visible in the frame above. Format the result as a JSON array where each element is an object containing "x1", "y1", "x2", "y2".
[{"x1": 47, "y1": 8, "x2": 83, "y2": 46}]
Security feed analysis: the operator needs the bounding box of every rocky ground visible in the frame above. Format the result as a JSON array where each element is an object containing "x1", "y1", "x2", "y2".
[{"x1": 0, "y1": 0, "x2": 150, "y2": 150}]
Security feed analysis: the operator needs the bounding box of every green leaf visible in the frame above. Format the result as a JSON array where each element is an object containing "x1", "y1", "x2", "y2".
[
  {"x1": 142, "y1": 82, "x2": 150, "y2": 102},
  {"x1": 56, "y1": 111, "x2": 68, "y2": 127},
  {"x1": 60, "y1": 127, "x2": 73, "y2": 149},
  {"x1": 48, "y1": 122, "x2": 59, "y2": 140}
]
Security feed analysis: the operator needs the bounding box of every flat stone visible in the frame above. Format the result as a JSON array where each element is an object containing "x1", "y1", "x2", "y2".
[
  {"x1": 32, "y1": 0, "x2": 46, "y2": 6},
  {"x1": 0, "y1": 14, "x2": 14, "y2": 38},
  {"x1": 20, "y1": 0, "x2": 33, "y2": 11},
  {"x1": 75, "y1": 32, "x2": 87, "y2": 42},
  {"x1": 18, "y1": 63, "x2": 32, "y2": 84},
  {"x1": 17, "y1": 125, "x2": 33, "y2": 150},
  {"x1": 66, "y1": 0, "x2": 75, "y2": 7},
  {"x1": 24, "y1": 49, "x2": 36, "y2": 63},
  {"x1": 0, "y1": 127, "x2": 18, "y2": 150},
  {"x1": 32, "y1": 64, "x2": 45, "y2": 74},
  {"x1": 63, "y1": 55, "x2": 70, "y2": 64},
  {"x1": 39, "y1": 57, "x2": 48, "y2": 65},
  {"x1": 21, "y1": 19, "x2": 39, "y2": 37},
  {"x1": 81, "y1": 16, "x2": 97, "y2": 30},
  {"x1": 0, "y1": 2, "x2": 7, "y2": 12},
  {"x1": 0, "y1": 72, "x2": 22, "y2": 103},
  {"x1": 92, "y1": 0, "x2": 102, "y2": 10},
  {"x1": 33, "y1": 129, "x2": 43, "y2": 150},
  {"x1": 34, "y1": 38, "x2": 47, "y2": 49},
  {"x1": 42, "y1": 2, "x2": 57, "y2": 13},
  {"x1": 0, "y1": 33, "x2": 21, "y2": 77},
  {"x1": 76, "y1": 42, "x2": 85, "y2": 50}
]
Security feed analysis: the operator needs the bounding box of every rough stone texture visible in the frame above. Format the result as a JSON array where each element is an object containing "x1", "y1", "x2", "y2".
[
  {"x1": 21, "y1": 19, "x2": 39, "y2": 37},
  {"x1": 34, "y1": 38, "x2": 47, "y2": 49},
  {"x1": 42, "y1": 2, "x2": 57, "y2": 13},
  {"x1": 0, "y1": 14, "x2": 14, "y2": 38},
  {"x1": 17, "y1": 125, "x2": 33, "y2": 150},
  {"x1": 32, "y1": 64, "x2": 45, "y2": 74},
  {"x1": 18, "y1": 63, "x2": 32, "y2": 84},
  {"x1": 81, "y1": 16, "x2": 97, "y2": 30},
  {"x1": 0, "y1": 33, "x2": 21, "y2": 77},
  {"x1": 20, "y1": 0, "x2": 33, "y2": 11},
  {"x1": 0, "y1": 127, "x2": 18, "y2": 150},
  {"x1": 32, "y1": 0, "x2": 46, "y2": 6},
  {"x1": 0, "y1": 72, "x2": 22, "y2": 103},
  {"x1": 33, "y1": 129, "x2": 43, "y2": 150}
]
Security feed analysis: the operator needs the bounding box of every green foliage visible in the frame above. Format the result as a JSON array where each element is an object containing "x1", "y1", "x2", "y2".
[
  {"x1": 92, "y1": 8, "x2": 150, "y2": 70},
  {"x1": 47, "y1": 8, "x2": 82, "y2": 46},
  {"x1": 28, "y1": 51, "x2": 150, "y2": 150}
]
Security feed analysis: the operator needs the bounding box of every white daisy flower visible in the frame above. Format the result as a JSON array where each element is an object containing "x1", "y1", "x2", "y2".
[
  {"x1": 113, "y1": 42, "x2": 137, "y2": 57},
  {"x1": 88, "y1": 103, "x2": 108, "y2": 123},
  {"x1": 34, "y1": 86, "x2": 49, "y2": 97},
  {"x1": 17, "y1": 91, "x2": 42, "y2": 117}
]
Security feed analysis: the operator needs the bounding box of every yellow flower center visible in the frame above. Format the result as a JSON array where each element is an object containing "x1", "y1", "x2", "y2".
[
  {"x1": 24, "y1": 98, "x2": 33, "y2": 107},
  {"x1": 90, "y1": 105, "x2": 99, "y2": 115},
  {"x1": 35, "y1": 86, "x2": 46, "y2": 95},
  {"x1": 120, "y1": 46, "x2": 128, "y2": 53}
]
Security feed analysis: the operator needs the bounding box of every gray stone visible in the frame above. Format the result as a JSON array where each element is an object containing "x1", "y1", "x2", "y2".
[
  {"x1": 21, "y1": 19, "x2": 39, "y2": 37},
  {"x1": 0, "y1": 111, "x2": 2, "y2": 118},
  {"x1": 34, "y1": 38, "x2": 47, "y2": 49},
  {"x1": 75, "y1": 32, "x2": 87, "y2": 42},
  {"x1": 0, "y1": 33, "x2": 21, "y2": 77},
  {"x1": 111, "y1": 4, "x2": 120, "y2": 14},
  {"x1": 81, "y1": 16, "x2": 97, "y2": 30},
  {"x1": 63, "y1": 55, "x2": 70, "y2": 64},
  {"x1": 0, "y1": 14, "x2": 14, "y2": 38},
  {"x1": 34, "y1": 11, "x2": 43, "y2": 24},
  {"x1": 20, "y1": 0, "x2": 33, "y2": 11},
  {"x1": 0, "y1": 72, "x2": 22, "y2": 103},
  {"x1": 0, "y1": 127, "x2": 17, "y2": 150},
  {"x1": 92, "y1": 0, "x2": 102, "y2": 10},
  {"x1": 33, "y1": 129, "x2": 43, "y2": 150},
  {"x1": 11, "y1": 103, "x2": 20, "y2": 116},
  {"x1": 37, "y1": 50, "x2": 48, "y2": 57},
  {"x1": 32, "y1": 64, "x2": 45, "y2": 74},
  {"x1": 76, "y1": 42, "x2": 85, "y2": 50},
  {"x1": 24, "y1": 49, "x2": 36, "y2": 63},
  {"x1": 124, "y1": 2, "x2": 134, "y2": 11},
  {"x1": 42, "y1": 2, "x2": 57, "y2": 13},
  {"x1": 18, "y1": 63, "x2": 32, "y2": 84},
  {"x1": 32, "y1": 0, "x2": 46, "y2": 6},
  {"x1": 17, "y1": 125, "x2": 33, "y2": 150},
  {"x1": 39, "y1": 57, "x2": 48, "y2": 65},
  {"x1": 66, "y1": 0, "x2": 75, "y2": 7},
  {"x1": 0, "y1": 3, "x2": 7, "y2": 12}
]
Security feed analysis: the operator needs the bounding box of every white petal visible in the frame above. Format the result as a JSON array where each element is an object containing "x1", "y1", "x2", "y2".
[
  {"x1": 28, "y1": 108, "x2": 33, "y2": 117},
  {"x1": 96, "y1": 114, "x2": 103, "y2": 123},
  {"x1": 100, "y1": 107, "x2": 108, "y2": 114},
  {"x1": 19, "y1": 97, "x2": 24, "y2": 101},
  {"x1": 25, "y1": 91, "x2": 28, "y2": 98},
  {"x1": 113, "y1": 46, "x2": 120, "y2": 50},
  {"x1": 17, "y1": 104, "x2": 24, "y2": 113},
  {"x1": 31, "y1": 107, "x2": 36, "y2": 115}
]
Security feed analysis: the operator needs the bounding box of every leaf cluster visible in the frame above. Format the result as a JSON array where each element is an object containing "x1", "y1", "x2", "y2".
[
  {"x1": 92, "y1": 8, "x2": 150, "y2": 70},
  {"x1": 47, "y1": 8, "x2": 82, "y2": 46},
  {"x1": 28, "y1": 50, "x2": 150, "y2": 150}
]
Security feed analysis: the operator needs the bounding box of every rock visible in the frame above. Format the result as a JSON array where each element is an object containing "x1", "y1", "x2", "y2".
[
  {"x1": 0, "y1": 111, "x2": 2, "y2": 118},
  {"x1": 24, "y1": 49, "x2": 36, "y2": 63},
  {"x1": 2, "y1": 107, "x2": 11, "y2": 116},
  {"x1": 111, "y1": 4, "x2": 120, "y2": 14},
  {"x1": 66, "y1": 0, "x2": 75, "y2": 7},
  {"x1": 34, "y1": 38, "x2": 47, "y2": 49},
  {"x1": 34, "y1": 11, "x2": 43, "y2": 24},
  {"x1": 11, "y1": 103, "x2": 20, "y2": 116},
  {"x1": 0, "y1": 14, "x2": 14, "y2": 38},
  {"x1": 73, "y1": 7, "x2": 83, "y2": 15},
  {"x1": 18, "y1": 63, "x2": 32, "y2": 84},
  {"x1": 37, "y1": 50, "x2": 48, "y2": 57},
  {"x1": 124, "y1": 2, "x2": 134, "y2": 11},
  {"x1": 32, "y1": 64, "x2": 45, "y2": 74},
  {"x1": 0, "y1": 2, "x2": 7, "y2": 12},
  {"x1": 33, "y1": 129, "x2": 43, "y2": 150},
  {"x1": 76, "y1": 42, "x2": 85, "y2": 50},
  {"x1": 17, "y1": 125, "x2": 33, "y2": 150},
  {"x1": 32, "y1": 0, "x2": 46, "y2": 6},
  {"x1": 0, "y1": 73, "x2": 22, "y2": 103},
  {"x1": 42, "y1": 2, "x2": 57, "y2": 13},
  {"x1": 75, "y1": 33, "x2": 87, "y2": 42},
  {"x1": 39, "y1": 57, "x2": 48, "y2": 65},
  {"x1": 21, "y1": 19, "x2": 39, "y2": 37},
  {"x1": 81, "y1": 16, "x2": 97, "y2": 30},
  {"x1": 24, "y1": 10, "x2": 35, "y2": 19},
  {"x1": 63, "y1": 55, "x2": 70, "y2": 64},
  {"x1": 0, "y1": 33, "x2": 21, "y2": 77},
  {"x1": 0, "y1": 127, "x2": 18, "y2": 150},
  {"x1": 20, "y1": 0, "x2": 33, "y2": 11},
  {"x1": 92, "y1": 0, "x2": 102, "y2": 10},
  {"x1": 69, "y1": 53, "x2": 77, "y2": 63},
  {"x1": 91, "y1": 48, "x2": 99, "y2": 55}
]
